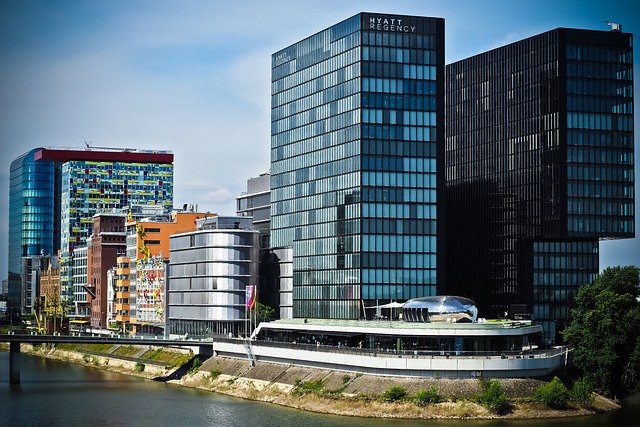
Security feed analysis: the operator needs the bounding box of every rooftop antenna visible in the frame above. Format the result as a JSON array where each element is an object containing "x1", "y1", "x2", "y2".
[
  {"x1": 84, "y1": 141, "x2": 92, "y2": 148},
  {"x1": 603, "y1": 21, "x2": 622, "y2": 32}
]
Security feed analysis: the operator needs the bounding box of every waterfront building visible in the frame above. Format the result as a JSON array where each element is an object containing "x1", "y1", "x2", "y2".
[
  {"x1": 71, "y1": 246, "x2": 90, "y2": 318},
  {"x1": 213, "y1": 297, "x2": 568, "y2": 378},
  {"x1": 237, "y1": 173, "x2": 282, "y2": 316},
  {"x1": 270, "y1": 12, "x2": 445, "y2": 319},
  {"x1": 7, "y1": 146, "x2": 174, "y2": 315},
  {"x1": 444, "y1": 27, "x2": 635, "y2": 341},
  {"x1": 167, "y1": 216, "x2": 259, "y2": 337},
  {"x1": 89, "y1": 213, "x2": 126, "y2": 328},
  {"x1": 122, "y1": 206, "x2": 216, "y2": 333},
  {"x1": 237, "y1": 172, "x2": 271, "y2": 248}
]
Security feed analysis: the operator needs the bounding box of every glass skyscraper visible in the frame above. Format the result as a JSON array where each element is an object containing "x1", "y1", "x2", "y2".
[
  {"x1": 8, "y1": 147, "x2": 174, "y2": 314},
  {"x1": 445, "y1": 27, "x2": 634, "y2": 341},
  {"x1": 270, "y1": 13, "x2": 445, "y2": 319}
]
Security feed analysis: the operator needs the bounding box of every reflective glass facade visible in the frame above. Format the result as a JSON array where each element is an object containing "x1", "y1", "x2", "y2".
[
  {"x1": 445, "y1": 28, "x2": 634, "y2": 341},
  {"x1": 271, "y1": 13, "x2": 445, "y2": 319},
  {"x1": 7, "y1": 147, "x2": 174, "y2": 314},
  {"x1": 8, "y1": 149, "x2": 56, "y2": 312}
]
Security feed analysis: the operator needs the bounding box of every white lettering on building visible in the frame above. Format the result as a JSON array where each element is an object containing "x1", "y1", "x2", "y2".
[{"x1": 369, "y1": 16, "x2": 416, "y2": 33}]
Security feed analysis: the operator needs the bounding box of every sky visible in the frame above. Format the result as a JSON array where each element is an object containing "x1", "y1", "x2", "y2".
[{"x1": 0, "y1": 0, "x2": 638, "y2": 281}]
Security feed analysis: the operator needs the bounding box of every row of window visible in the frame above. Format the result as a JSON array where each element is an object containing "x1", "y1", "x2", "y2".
[
  {"x1": 567, "y1": 112, "x2": 633, "y2": 131},
  {"x1": 362, "y1": 154, "x2": 437, "y2": 173},
  {"x1": 363, "y1": 141, "x2": 437, "y2": 160},
  {"x1": 363, "y1": 109, "x2": 437, "y2": 126},
  {"x1": 291, "y1": 283, "x2": 359, "y2": 300},
  {"x1": 567, "y1": 216, "x2": 634, "y2": 235},
  {"x1": 362, "y1": 186, "x2": 438, "y2": 203},
  {"x1": 567, "y1": 96, "x2": 633, "y2": 115},
  {"x1": 362, "y1": 218, "x2": 436, "y2": 235},
  {"x1": 363, "y1": 171, "x2": 439, "y2": 190},
  {"x1": 567, "y1": 130, "x2": 633, "y2": 148},
  {"x1": 567, "y1": 164, "x2": 633, "y2": 182},
  {"x1": 566, "y1": 44, "x2": 632, "y2": 64},
  {"x1": 567, "y1": 78, "x2": 632, "y2": 97},
  {"x1": 362, "y1": 46, "x2": 435, "y2": 65},
  {"x1": 362, "y1": 201, "x2": 437, "y2": 220},
  {"x1": 272, "y1": 91, "x2": 359, "y2": 130},
  {"x1": 270, "y1": 172, "x2": 360, "y2": 202},
  {"x1": 362, "y1": 124, "x2": 437, "y2": 141},
  {"x1": 272, "y1": 119, "x2": 359, "y2": 149},
  {"x1": 567, "y1": 181, "x2": 633, "y2": 199},
  {"x1": 292, "y1": 299, "x2": 359, "y2": 320},
  {"x1": 533, "y1": 253, "x2": 599, "y2": 270},
  {"x1": 273, "y1": 75, "x2": 359, "y2": 113},
  {"x1": 272, "y1": 156, "x2": 359, "y2": 189},
  {"x1": 361, "y1": 284, "x2": 437, "y2": 305},
  {"x1": 363, "y1": 93, "x2": 437, "y2": 111},
  {"x1": 362, "y1": 234, "x2": 437, "y2": 253},
  {"x1": 567, "y1": 147, "x2": 633, "y2": 165},
  {"x1": 271, "y1": 126, "x2": 359, "y2": 162},
  {"x1": 273, "y1": 57, "x2": 359, "y2": 96},
  {"x1": 568, "y1": 199, "x2": 634, "y2": 216},
  {"x1": 532, "y1": 240, "x2": 598, "y2": 254},
  {"x1": 361, "y1": 251, "x2": 437, "y2": 269},
  {"x1": 363, "y1": 77, "x2": 437, "y2": 95},
  {"x1": 273, "y1": 38, "x2": 359, "y2": 87},
  {"x1": 567, "y1": 60, "x2": 632, "y2": 80},
  {"x1": 363, "y1": 268, "x2": 437, "y2": 286},
  {"x1": 362, "y1": 30, "x2": 437, "y2": 49},
  {"x1": 532, "y1": 304, "x2": 572, "y2": 321}
]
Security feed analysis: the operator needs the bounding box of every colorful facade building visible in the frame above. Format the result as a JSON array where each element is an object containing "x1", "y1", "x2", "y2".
[{"x1": 8, "y1": 146, "x2": 173, "y2": 315}]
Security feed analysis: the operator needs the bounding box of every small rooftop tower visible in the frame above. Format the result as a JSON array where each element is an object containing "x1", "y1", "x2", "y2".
[{"x1": 604, "y1": 21, "x2": 622, "y2": 32}]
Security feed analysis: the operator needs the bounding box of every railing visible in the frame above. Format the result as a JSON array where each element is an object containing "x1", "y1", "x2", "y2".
[{"x1": 251, "y1": 339, "x2": 570, "y2": 360}]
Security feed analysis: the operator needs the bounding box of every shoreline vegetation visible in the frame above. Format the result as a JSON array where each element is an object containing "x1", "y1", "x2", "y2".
[{"x1": 11, "y1": 343, "x2": 621, "y2": 421}]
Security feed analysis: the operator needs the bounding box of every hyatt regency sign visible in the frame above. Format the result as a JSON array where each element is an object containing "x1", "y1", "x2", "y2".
[{"x1": 369, "y1": 17, "x2": 416, "y2": 33}]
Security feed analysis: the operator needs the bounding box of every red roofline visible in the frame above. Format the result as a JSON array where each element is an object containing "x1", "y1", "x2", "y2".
[{"x1": 34, "y1": 148, "x2": 173, "y2": 164}]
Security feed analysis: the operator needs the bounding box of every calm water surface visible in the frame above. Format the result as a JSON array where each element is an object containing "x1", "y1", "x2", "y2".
[{"x1": 1, "y1": 352, "x2": 638, "y2": 427}]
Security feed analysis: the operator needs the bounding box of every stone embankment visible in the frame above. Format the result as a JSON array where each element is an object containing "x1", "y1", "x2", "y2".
[{"x1": 21, "y1": 343, "x2": 620, "y2": 420}]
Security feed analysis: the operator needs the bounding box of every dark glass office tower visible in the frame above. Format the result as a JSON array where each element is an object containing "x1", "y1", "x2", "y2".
[
  {"x1": 271, "y1": 13, "x2": 445, "y2": 319},
  {"x1": 445, "y1": 27, "x2": 634, "y2": 341}
]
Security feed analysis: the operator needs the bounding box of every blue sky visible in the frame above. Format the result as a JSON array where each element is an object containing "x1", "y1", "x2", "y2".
[{"x1": 0, "y1": 0, "x2": 638, "y2": 281}]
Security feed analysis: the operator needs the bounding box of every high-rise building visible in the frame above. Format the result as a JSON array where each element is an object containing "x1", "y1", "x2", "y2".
[
  {"x1": 445, "y1": 27, "x2": 634, "y2": 341},
  {"x1": 8, "y1": 146, "x2": 174, "y2": 314},
  {"x1": 270, "y1": 13, "x2": 445, "y2": 319},
  {"x1": 89, "y1": 213, "x2": 126, "y2": 328}
]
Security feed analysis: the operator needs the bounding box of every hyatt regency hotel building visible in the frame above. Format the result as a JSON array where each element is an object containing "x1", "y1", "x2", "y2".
[{"x1": 270, "y1": 13, "x2": 445, "y2": 319}]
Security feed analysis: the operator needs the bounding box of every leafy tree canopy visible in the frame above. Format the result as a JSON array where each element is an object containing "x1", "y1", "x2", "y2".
[{"x1": 562, "y1": 266, "x2": 640, "y2": 398}]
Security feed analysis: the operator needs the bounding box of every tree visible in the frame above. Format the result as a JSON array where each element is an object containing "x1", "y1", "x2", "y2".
[
  {"x1": 255, "y1": 302, "x2": 275, "y2": 323},
  {"x1": 562, "y1": 266, "x2": 640, "y2": 398}
]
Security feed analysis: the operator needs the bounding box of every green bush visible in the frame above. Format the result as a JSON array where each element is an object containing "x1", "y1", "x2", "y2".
[
  {"x1": 474, "y1": 380, "x2": 510, "y2": 414},
  {"x1": 209, "y1": 368, "x2": 221, "y2": 380},
  {"x1": 383, "y1": 386, "x2": 408, "y2": 402},
  {"x1": 134, "y1": 361, "x2": 145, "y2": 372},
  {"x1": 535, "y1": 376, "x2": 570, "y2": 409},
  {"x1": 188, "y1": 357, "x2": 202, "y2": 374},
  {"x1": 291, "y1": 379, "x2": 326, "y2": 396},
  {"x1": 570, "y1": 378, "x2": 594, "y2": 406},
  {"x1": 414, "y1": 387, "x2": 440, "y2": 406}
]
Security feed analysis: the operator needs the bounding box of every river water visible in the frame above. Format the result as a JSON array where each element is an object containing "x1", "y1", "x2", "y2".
[{"x1": 1, "y1": 352, "x2": 638, "y2": 427}]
